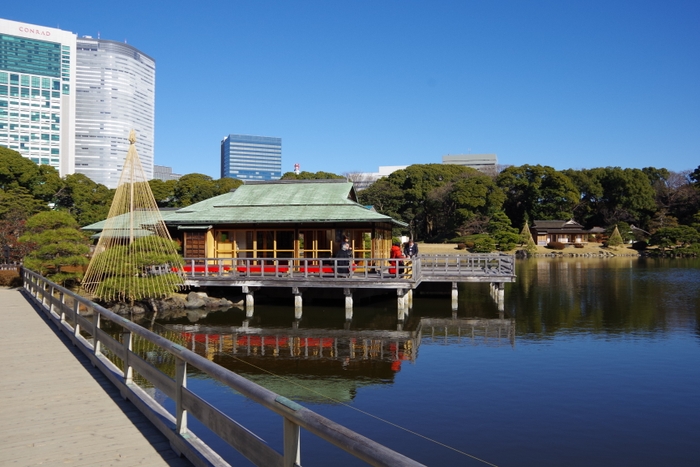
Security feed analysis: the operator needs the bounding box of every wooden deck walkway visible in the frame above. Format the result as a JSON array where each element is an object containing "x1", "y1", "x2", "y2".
[{"x1": 0, "y1": 287, "x2": 191, "y2": 467}]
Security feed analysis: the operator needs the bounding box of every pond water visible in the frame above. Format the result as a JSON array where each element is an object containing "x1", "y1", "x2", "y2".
[{"x1": 151, "y1": 257, "x2": 700, "y2": 466}]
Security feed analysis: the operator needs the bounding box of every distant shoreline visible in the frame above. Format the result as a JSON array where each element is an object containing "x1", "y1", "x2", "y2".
[{"x1": 417, "y1": 242, "x2": 640, "y2": 257}]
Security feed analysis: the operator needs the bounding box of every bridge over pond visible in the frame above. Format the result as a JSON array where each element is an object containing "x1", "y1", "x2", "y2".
[{"x1": 16, "y1": 269, "x2": 427, "y2": 467}]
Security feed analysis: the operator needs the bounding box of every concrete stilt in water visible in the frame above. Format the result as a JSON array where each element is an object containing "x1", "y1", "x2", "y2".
[
  {"x1": 407, "y1": 289, "x2": 414, "y2": 309},
  {"x1": 292, "y1": 287, "x2": 302, "y2": 318},
  {"x1": 242, "y1": 286, "x2": 255, "y2": 317},
  {"x1": 488, "y1": 282, "x2": 505, "y2": 312},
  {"x1": 497, "y1": 282, "x2": 505, "y2": 313},
  {"x1": 397, "y1": 288, "x2": 408, "y2": 321},
  {"x1": 451, "y1": 282, "x2": 459, "y2": 311},
  {"x1": 343, "y1": 288, "x2": 354, "y2": 320}
]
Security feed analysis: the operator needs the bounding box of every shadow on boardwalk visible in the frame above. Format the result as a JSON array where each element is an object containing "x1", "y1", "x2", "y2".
[{"x1": 0, "y1": 287, "x2": 191, "y2": 467}]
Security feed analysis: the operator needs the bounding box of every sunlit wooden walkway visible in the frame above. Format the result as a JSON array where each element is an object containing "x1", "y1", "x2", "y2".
[{"x1": 0, "y1": 287, "x2": 191, "y2": 467}]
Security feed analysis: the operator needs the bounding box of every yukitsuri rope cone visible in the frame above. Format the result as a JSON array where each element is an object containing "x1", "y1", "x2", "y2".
[{"x1": 81, "y1": 130, "x2": 185, "y2": 304}]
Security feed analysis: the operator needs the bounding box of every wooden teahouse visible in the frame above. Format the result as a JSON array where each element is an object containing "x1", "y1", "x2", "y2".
[{"x1": 164, "y1": 179, "x2": 406, "y2": 264}]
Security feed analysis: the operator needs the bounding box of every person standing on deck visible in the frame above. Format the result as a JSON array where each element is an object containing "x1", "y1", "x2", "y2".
[
  {"x1": 390, "y1": 241, "x2": 405, "y2": 275},
  {"x1": 404, "y1": 239, "x2": 418, "y2": 258},
  {"x1": 335, "y1": 243, "x2": 352, "y2": 275}
]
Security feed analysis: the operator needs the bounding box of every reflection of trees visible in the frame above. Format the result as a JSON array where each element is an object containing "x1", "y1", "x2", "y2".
[{"x1": 508, "y1": 258, "x2": 700, "y2": 336}]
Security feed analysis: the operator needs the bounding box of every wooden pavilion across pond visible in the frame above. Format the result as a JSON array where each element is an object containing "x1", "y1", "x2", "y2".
[{"x1": 83, "y1": 179, "x2": 516, "y2": 317}]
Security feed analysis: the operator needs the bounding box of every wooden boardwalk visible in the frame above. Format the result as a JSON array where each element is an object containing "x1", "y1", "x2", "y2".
[{"x1": 0, "y1": 287, "x2": 191, "y2": 467}]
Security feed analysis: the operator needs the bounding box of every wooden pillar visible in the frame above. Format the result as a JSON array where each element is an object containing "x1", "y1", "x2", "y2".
[
  {"x1": 93, "y1": 308, "x2": 101, "y2": 360},
  {"x1": 72, "y1": 299, "x2": 80, "y2": 345},
  {"x1": 175, "y1": 358, "x2": 188, "y2": 434},
  {"x1": 121, "y1": 330, "x2": 133, "y2": 400},
  {"x1": 283, "y1": 418, "x2": 301, "y2": 467}
]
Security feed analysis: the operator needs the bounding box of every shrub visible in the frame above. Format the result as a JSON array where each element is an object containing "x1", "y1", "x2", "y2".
[
  {"x1": 632, "y1": 241, "x2": 648, "y2": 251},
  {"x1": 457, "y1": 243, "x2": 466, "y2": 250},
  {"x1": 574, "y1": 243, "x2": 584, "y2": 248},
  {"x1": 547, "y1": 241, "x2": 566, "y2": 250},
  {"x1": 0, "y1": 269, "x2": 22, "y2": 287},
  {"x1": 472, "y1": 237, "x2": 496, "y2": 253}
]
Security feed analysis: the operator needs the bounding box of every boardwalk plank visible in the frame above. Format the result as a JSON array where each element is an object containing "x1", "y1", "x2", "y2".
[{"x1": 0, "y1": 288, "x2": 192, "y2": 467}]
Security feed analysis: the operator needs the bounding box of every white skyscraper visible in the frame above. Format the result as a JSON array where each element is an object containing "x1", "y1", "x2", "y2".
[
  {"x1": 0, "y1": 18, "x2": 155, "y2": 188},
  {"x1": 75, "y1": 37, "x2": 155, "y2": 188},
  {"x1": 0, "y1": 18, "x2": 77, "y2": 177}
]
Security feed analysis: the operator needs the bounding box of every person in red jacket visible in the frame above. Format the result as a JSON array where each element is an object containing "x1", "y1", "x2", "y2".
[{"x1": 390, "y1": 241, "x2": 405, "y2": 276}]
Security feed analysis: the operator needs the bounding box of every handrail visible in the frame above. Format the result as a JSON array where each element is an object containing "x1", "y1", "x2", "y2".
[
  {"x1": 21, "y1": 268, "x2": 425, "y2": 467},
  {"x1": 178, "y1": 256, "x2": 415, "y2": 281},
  {"x1": 418, "y1": 253, "x2": 516, "y2": 277},
  {"x1": 177, "y1": 254, "x2": 515, "y2": 282}
]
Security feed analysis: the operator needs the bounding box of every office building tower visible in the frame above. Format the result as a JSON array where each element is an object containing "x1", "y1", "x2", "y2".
[
  {"x1": 75, "y1": 37, "x2": 155, "y2": 188},
  {"x1": 442, "y1": 154, "x2": 498, "y2": 175},
  {"x1": 0, "y1": 18, "x2": 77, "y2": 177},
  {"x1": 221, "y1": 134, "x2": 282, "y2": 181},
  {"x1": 153, "y1": 164, "x2": 181, "y2": 182}
]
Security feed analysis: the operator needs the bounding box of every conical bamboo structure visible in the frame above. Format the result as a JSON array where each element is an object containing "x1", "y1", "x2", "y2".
[{"x1": 82, "y1": 130, "x2": 185, "y2": 303}]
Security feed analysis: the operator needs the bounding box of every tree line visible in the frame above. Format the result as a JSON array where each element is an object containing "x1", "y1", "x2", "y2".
[
  {"x1": 0, "y1": 147, "x2": 243, "y2": 265},
  {"x1": 356, "y1": 163, "x2": 700, "y2": 251},
  {"x1": 2, "y1": 144, "x2": 700, "y2": 269}
]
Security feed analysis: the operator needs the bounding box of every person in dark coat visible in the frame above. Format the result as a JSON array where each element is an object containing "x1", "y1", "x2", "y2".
[
  {"x1": 404, "y1": 239, "x2": 419, "y2": 258},
  {"x1": 335, "y1": 243, "x2": 352, "y2": 275}
]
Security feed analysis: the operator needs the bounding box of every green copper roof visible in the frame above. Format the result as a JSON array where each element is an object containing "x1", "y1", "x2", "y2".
[
  {"x1": 82, "y1": 209, "x2": 179, "y2": 231},
  {"x1": 167, "y1": 180, "x2": 406, "y2": 226}
]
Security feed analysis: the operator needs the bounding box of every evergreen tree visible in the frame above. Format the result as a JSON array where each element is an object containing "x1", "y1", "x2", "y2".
[
  {"x1": 607, "y1": 225, "x2": 624, "y2": 248},
  {"x1": 519, "y1": 221, "x2": 538, "y2": 255},
  {"x1": 488, "y1": 211, "x2": 520, "y2": 251},
  {"x1": 19, "y1": 211, "x2": 90, "y2": 286}
]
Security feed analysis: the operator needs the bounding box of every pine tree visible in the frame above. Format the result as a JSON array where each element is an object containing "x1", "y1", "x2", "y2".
[{"x1": 607, "y1": 225, "x2": 624, "y2": 248}]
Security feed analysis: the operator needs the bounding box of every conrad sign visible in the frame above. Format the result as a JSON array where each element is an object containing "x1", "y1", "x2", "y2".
[{"x1": 18, "y1": 26, "x2": 52, "y2": 37}]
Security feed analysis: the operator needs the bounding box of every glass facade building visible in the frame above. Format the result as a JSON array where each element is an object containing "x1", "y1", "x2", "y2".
[
  {"x1": 0, "y1": 18, "x2": 76, "y2": 177},
  {"x1": 75, "y1": 37, "x2": 155, "y2": 188},
  {"x1": 221, "y1": 134, "x2": 282, "y2": 181}
]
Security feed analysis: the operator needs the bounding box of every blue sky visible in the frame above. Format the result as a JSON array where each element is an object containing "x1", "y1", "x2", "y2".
[{"x1": 5, "y1": 1, "x2": 699, "y2": 178}]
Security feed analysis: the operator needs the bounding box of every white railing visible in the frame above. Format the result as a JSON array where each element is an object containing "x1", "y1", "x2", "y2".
[
  {"x1": 418, "y1": 254, "x2": 515, "y2": 278},
  {"x1": 21, "y1": 269, "x2": 425, "y2": 467}
]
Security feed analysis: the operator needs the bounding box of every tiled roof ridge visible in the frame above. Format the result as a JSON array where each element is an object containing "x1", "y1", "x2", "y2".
[
  {"x1": 212, "y1": 202, "x2": 358, "y2": 208},
  {"x1": 244, "y1": 179, "x2": 349, "y2": 185}
]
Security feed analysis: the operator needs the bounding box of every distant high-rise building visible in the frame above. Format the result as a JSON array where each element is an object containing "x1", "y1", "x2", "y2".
[
  {"x1": 0, "y1": 18, "x2": 155, "y2": 188},
  {"x1": 0, "y1": 18, "x2": 77, "y2": 177},
  {"x1": 221, "y1": 134, "x2": 281, "y2": 181},
  {"x1": 153, "y1": 164, "x2": 181, "y2": 182},
  {"x1": 442, "y1": 154, "x2": 498, "y2": 174},
  {"x1": 74, "y1": 37, "x2": 155, "y2": 188}
]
